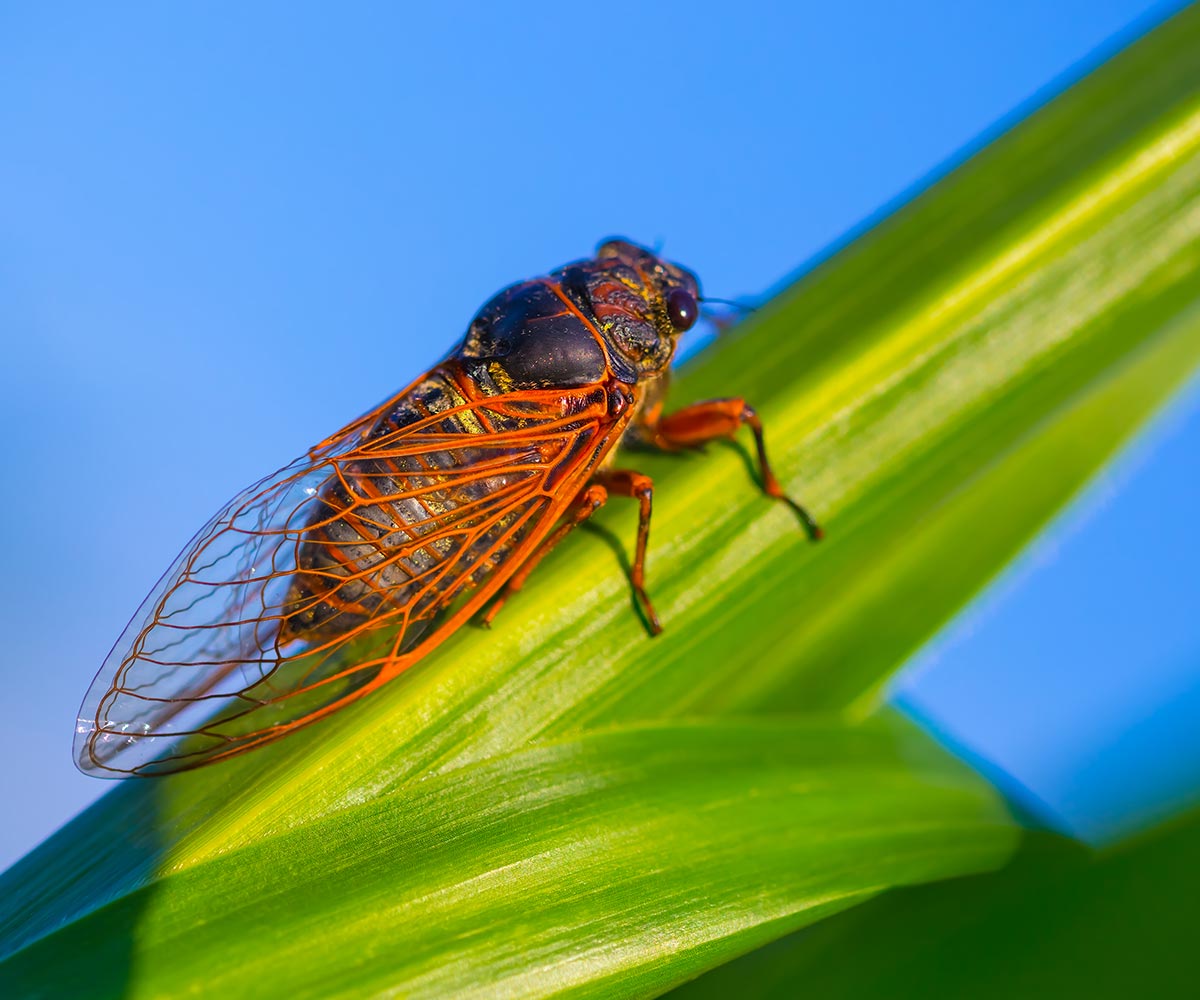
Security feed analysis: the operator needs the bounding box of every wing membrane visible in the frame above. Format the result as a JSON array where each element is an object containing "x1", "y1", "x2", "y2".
[{"x1": 76, "y1": 378, "x2": 612, "y2": 776}]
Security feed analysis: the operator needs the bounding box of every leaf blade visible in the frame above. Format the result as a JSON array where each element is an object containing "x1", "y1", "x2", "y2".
[
  {"x1": 668, "y1": 799, "x2": 1200, "y2": 1000},
  {"x1": 0, "y1": 719, "x2": 1017, "y2": 999}
]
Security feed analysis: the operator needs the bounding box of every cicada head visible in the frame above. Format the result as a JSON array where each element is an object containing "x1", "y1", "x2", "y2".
[
  {"x1": 460, "y1": 239, "x2": 703, "y2": 393},
  {"x1": 582, "y1": 238, "x2": 702, "y2": 381}
]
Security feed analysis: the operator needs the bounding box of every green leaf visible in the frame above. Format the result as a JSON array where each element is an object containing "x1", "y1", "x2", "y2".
[
  {"x1": 0, "y1": 720, "x2": 1015, "y2": 998},
  {"x1": 4, "y1": 6, "x2": 1200, "y2": 997},
  {"x1": 668, "y1": 802, "x2": 1200, "y2": 999}
]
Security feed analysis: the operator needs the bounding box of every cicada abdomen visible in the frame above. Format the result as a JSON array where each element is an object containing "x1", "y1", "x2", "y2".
[{"x1": 281, "y1": 371, "x2": 556, "y2": 652}]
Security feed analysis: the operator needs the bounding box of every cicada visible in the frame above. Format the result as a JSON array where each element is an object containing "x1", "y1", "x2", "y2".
[{"x1": 75, "y1": 239, "x2": 821, "y2": 777}]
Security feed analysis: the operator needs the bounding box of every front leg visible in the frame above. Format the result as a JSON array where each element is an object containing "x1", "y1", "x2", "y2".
[{"x1": 642, "y1": 398, "x2": 823, "y2": 542}]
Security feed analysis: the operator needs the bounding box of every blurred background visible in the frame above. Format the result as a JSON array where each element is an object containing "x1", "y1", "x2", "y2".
[{"x1": 0, "y1": 0, "x2": 1194, "y2": 870}]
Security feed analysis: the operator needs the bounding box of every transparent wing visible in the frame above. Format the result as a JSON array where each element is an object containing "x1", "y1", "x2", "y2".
[{"x1": 75, "y1": 379, "x2": 612, "y2": 776}]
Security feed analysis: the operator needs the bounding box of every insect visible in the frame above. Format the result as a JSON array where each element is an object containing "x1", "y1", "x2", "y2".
[{"x1": 75, "y1": 239, "x2": 821, "y2": 777}]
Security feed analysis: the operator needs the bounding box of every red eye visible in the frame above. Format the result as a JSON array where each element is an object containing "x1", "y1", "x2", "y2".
[{"x1": 666, "y1": 288, "x2": 698, "y2": 331}]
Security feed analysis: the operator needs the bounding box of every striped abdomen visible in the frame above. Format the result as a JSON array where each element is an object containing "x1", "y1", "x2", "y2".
[{"x1": 282, "y1": 369, "x2": 547, "y2": 648}]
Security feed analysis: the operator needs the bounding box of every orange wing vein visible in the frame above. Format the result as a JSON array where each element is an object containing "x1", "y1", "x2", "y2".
[{"x1": 75, "y1": 372, "x2": 616, "y2": 776}]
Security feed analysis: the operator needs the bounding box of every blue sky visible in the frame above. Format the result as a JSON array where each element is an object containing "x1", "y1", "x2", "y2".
[
  {"x1": 892, "y1": 374, "x2": 1200, "y2": 844},
  {"x1": 0, "y1": 0, "x2": 1191, "y2": 869}
]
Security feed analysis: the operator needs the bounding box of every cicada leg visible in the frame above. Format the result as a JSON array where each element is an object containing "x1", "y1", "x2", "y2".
[
  {"x1": 593, "y1": 468, "x2": 660, "y2": 635},
  {"x1": 479, "y1": 470, "x2": 664, "y2": 635},
  {"x1": 643, "y1": 398, "x2": 823, "y2": 541}
]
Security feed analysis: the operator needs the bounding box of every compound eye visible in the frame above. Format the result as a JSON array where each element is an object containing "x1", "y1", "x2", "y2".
[{"x1": 666, "y1": 288, "x2": 698, "y2": 331}]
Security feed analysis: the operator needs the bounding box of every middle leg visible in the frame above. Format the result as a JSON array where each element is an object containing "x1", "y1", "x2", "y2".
[{"x1": 592, "y1": 468, "x2": 661, "y2": 635}]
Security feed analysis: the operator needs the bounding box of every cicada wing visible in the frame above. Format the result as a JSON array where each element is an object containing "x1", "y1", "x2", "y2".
[
  {"x1": 75, "y1": 448, "x2": 359, "y2": 776},
  {"x1": 75, "y1": 385, "x2": 610, "y2": 777}
]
